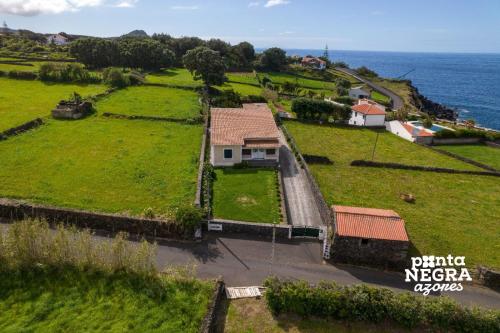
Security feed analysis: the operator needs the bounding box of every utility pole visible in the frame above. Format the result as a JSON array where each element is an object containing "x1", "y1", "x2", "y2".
[{"x1": 323, "y1": 44, "x2": 329, "y2": 61}]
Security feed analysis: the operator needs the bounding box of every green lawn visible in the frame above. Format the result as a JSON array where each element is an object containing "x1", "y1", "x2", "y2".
[
  {"x1": 0, "y1": 117, "x2": 202, "y2": 217},
  {"x1": 0, "y1": 77, "x2": 107, "y2": 132},
  {"x1": 285, "y1": 121, "x2": 500, "y2": 268},
  {"x1": 226, "y1": 72, "x2": 260, "y2": 85},
  {"x1": 224, "y1": 298, "x2": 408, "y2": 333},
  {"x1": 0, "y1": 63, "x2": 37, "y2": 72},
  {"x1": 146, "y1": 68, "x2": 201, "y2": 88},
  {"x1": 437, "y1": 144, "x2": 500, "y2": 170},
  {"x1": 97, "y1": 85, "x2": 201, "y2": 119},
  {"x1": 212, "y1": 168, "x2": 281, "y2": 223},
  {"x1": 258, "y1": 72, "x2": 335, "y2": 91},
  {"x1": 0, "y1": 267, "x2": 213, "y2": 333},
  {"x1": 371, "y1": 90, "x2": 391, "y2": 104},
  {"x1": 219, "y1": 82, "x2": 263, "y2": 96}
]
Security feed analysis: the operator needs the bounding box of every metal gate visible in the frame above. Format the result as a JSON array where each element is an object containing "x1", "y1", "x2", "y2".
[{"x1": 291, "y1": 226, "x2": 322, "y2": 238}]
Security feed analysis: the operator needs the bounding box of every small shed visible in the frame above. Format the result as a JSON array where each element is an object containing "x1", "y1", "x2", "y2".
[
  {"x1": 52, "y1": 100, "x2": 92, "y2": 120},
  {"x1": 331, "y1": 205, "x2": 409, "y2": 269}
]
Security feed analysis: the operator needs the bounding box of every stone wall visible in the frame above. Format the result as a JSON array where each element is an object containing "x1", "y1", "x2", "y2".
[
  {"x1": 0, "y1": 198, "x2": 187, "y2": 239},
  {"x1": 331, "y1": 235, "x2": 409, "y2": 270},
  {"x1": 432, "y1": 137, "x2": 482, "y2": 145},
  {"x1": 199, "y1": 279, "x2": 225, "y2": 333},
  {"x1": 101, "y1": 112, "x2": 203, "y2": 124},
  {"x1": 194, "y1": 115, "x2": 209, "y2": 207},
  {"x1": 203, "y1": 219, "x2": 291, "y2": 240},
  {"x1": 0, "y1": 118, "x2": 43, "y2": 140},
  {"x1": 476, "y1": 266, "x2": 500, "y2": 292},
  {"x1": 351, "y1": 160, "x2": 500, "y2": 177}
]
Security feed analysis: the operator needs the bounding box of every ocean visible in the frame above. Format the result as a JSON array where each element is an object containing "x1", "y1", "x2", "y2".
[{"x1": 284, "y1": 49, "x2": 500, "y2": 131}]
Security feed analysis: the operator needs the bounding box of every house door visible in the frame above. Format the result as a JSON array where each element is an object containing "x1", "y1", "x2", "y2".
[{"x1": 252, "y1": 148, "x2": 265, "y2": 159}]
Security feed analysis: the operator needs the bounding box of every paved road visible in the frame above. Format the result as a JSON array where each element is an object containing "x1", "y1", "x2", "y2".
[
  {"x1": 278, "y1": 130, "x2": 323, "y2": 227},
  {"x1": 335, "y1": 67, "x2": 405, "y2": 110}
]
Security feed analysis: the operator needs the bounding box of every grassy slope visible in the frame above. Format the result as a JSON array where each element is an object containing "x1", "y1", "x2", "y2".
[
  {"x1": 226, "y1": 72, "x2": 260, "y2": 85},
  {"x1": 437, "y1": 144, "x2": 500, "y2": 170},
  {"x1": 0, "y1": 117, "x2": 202, "y2": 216},
  {"x1": 285, "y1": 122, "x2": 500, "y2": 268},
  {"x1": 371, "y1": 90, "x2": 391, "y2": 104},
  {"x1": 212, "y1": 168, "x2": 280, "y2": 223},
  {"x1": 0, "y1": 268, "x2": 213, "y2": 333},
  {"x1": 146, "y1": 68, "x2": 201, "y2": 88},
  {"x1": 97, "y1": 85, "x2": 201, "y2": 119},
  {"x1": 219, "y1": 82, "x2": 263, "y2": 96},
  {"x1": 258, "y1": 72, "x2": 335, "y2": 91},
  {"x1": 0, "y1": 77, "x2": 107, "y2": 132},
  {"x1": 224, "y1": 298, "x2": 408, "y2": 333}
]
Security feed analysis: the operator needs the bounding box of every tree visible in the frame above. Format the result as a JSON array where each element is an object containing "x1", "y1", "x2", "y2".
[
  {"x1": 207, "y1": 38, "x2": 231, "y2": 57},
  {"x1": 183, "y1": 46, "x2": 226, "y2": 88},
  {"x1": 422, "y1": 114, "x2": 433, "y2": 128},
  {"x1": 396, "y1": 104, "x2": 410, "y2": 121},
  {"x1": 118, "y1": 38, "x2": 174, "y2": 70},
  {"x1": 226, "y1": 41, "x2": 256, "y2": 71},
  {"x1": 260, "y1": 47, "x2": 287, "y2": 71},
  {"x1": 103, "y1": 68, "x2": 130, "y2": 88}
]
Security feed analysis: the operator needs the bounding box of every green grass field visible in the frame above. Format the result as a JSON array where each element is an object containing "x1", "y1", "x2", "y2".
[
  {"x1": 97, "y1": 85, "x2": 201, "y2": 119},
  {"x1": 371, "y1": 90, "x2": 391, "y2": 104},
  {"x1": 258, "y1": 72, "x2": 335, "y2": 91},
  {"x1": 0, "y1": 77, "x2": 107, "y2": 132},
  {"x1": 0, "y1": 62, "x2": 37, "y2": 72},
  {"x1": 0, "y1": 117, "x2": 202, "y2": 217},
  {"x1": 285, "y1": 121, "x2": 500, "y2": 268},
  {"x1": 212, "y1": 168, "x2": 281, "y2": 223},
  {"x1": 146, "y1": 68, "x2": 201, "y2": 88},
  {"x1": 437, "y1": 144, "x2": 500, "y2": 170},
  {"x1": 0, "y1": 267, "x2": 213, "y2": 333},
  {"x1": 226, "y1": 72, "x2": 260, "y2": 86},
  {"x1": 219, "y1": 82, "x2": 263, "y2": 96},
  {"x1": 224, "y1": 298, "x2": 407, "y2": 333}
]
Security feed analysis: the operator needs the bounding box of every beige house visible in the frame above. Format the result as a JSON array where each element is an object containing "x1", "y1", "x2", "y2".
[{"x1": 210, "y1": 104, "x2": 280, "y2": 167}]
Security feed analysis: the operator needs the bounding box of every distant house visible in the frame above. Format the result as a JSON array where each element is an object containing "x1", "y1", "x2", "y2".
[
  {"x1": 210, "y1": 103, "x2": 280, "y2": 167},
  {"x1": 301, "y1": 56, "x2": 326, "y2": 70},
  {"x1": 46, "y1": 34, "x2": 69, "y2": 45},
  {"x1": 386, "y1": 120, "x2": 434, "y2": 144},
  {"x1": 349, "y1": 99, "x2": 386, "y2": 126},
  {"x1": 348, "y1": 86, "x2": 370, "y2": 99},
  {"x1": 331, "y1": 205, "x2": 410, "y2": 269}
]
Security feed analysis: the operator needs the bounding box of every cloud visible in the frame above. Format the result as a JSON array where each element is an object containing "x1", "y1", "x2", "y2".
[
  {"x1": 248, "y1": 2, "x2": 260, "y2": 7},
  {"x1": 264, "y1": 0, "x2": 290, "y2": 8},
  {"x1": 171, "y1": 5, "x2": 199, "y2": 10},
  {"x1": 0, "y1": 0, "x2": 137, "y2": 16}
]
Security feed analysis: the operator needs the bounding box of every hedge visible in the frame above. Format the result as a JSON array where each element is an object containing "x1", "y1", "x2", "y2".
[
  {"x1": 292, "y1": 97, "x2": 350, "y2": 121},
  {"x1": 264, "y1": 278, "x2": 500, "y2": 332},
  {"x1": 7, "y1": 70, "x2": 37, "y2": 80},
  {"x1": 435, "y1": 128, "x2": 500, "y2": 141}
]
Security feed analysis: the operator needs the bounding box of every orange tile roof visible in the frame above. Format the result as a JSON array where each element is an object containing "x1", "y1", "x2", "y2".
[
  {"x1": 333, "y1": 205, "x2": 409, "y2": 242},
  {"x1": 352, "y1": 103, "x2": 386, "y2": 116},
  {"x1": 211, "y1": 104, "x2": 280, "y2": 146},
  {"x1": 244, "y1": 139, "x2": 280, "y2": 148},
  {"x1": 402, "y1": 123, "x2": 434, "y2": 137}
]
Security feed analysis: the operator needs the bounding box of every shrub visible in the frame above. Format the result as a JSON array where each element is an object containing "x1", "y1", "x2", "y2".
[
  {"x1": 39, "y1": 62, "x2": 99, "y2": 83},
  {"x1": 8, "y1": 70, "x2": 37, "y2": 80},
  {"x1": 142, "y1": 207, "x2": 155, "y2": 219},
  {"x1": 334, "y1": 95, "x2": 354, "y2": 106},
  {"x1": 292, "y1": 97, "x2": 350, "y2": 121},
  {"x1": 210, "y1": 89, "x2": 242, "y2": 107},
  {"x1": 263, "y1": 278, "x2": 500, "y2": 332},
  {"x1": 175, "y1": 205, "x2": 203, "y2": 230},
  {"x1": 103, "y1": 67, "x2": 130, "y2": 88},
  {"x1": 241, "y1": 94, "x2": 267, "y2": 103},
  {"x1": 261, "y1": 88, "x2": 278, "y2": 102},
  {"x1": 435, "y1": 128, "x2": 500, "y2": 141},
  {"x1": 356, "y1": 66, "x2": 378, "y2": 77}
]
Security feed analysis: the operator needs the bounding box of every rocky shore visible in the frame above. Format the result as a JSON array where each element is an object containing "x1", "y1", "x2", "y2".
[{"x1": 405, "y1": 80, "x2": 458, "y2": 121}]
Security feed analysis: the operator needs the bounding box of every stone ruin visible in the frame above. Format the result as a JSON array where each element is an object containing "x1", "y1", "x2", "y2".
[{"x1": 51, "y1": 100, "x2": 93, "y2": 120}]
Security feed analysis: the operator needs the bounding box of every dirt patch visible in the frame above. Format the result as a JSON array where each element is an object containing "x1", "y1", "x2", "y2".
[{"x1": 236, "y1": 196, "x2": 257, "y2": 206}]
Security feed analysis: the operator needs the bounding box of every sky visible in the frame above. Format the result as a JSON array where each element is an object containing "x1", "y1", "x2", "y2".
[{"x1": 1, "y1": 0, "x2": 500, "y2": 53}]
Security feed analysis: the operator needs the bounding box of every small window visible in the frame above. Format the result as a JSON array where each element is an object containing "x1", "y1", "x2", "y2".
[
  {"x1": 223, "y1": 149, "x2": 233, "y2": 159},
  {"x1": 354, "y1": 112, "x2": 357, "y2": 117},
  {"x1": 242, "y1": 149, "x2": 251, "y2": 156},
  {"x1": 266, "y1": 149, "x2": 276, "y2": 155},
  {"x1": 360, "y1": 238, "x2": 370, "y2": 246}
]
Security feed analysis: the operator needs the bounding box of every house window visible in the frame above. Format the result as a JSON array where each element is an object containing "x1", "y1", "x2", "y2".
[
  {"x1": 242, "y1": 149, "x2": 251, "y2": 156},
  {"x1": 223, "y1": 149, "x2": 233, "y2": 159},
  {"x1": 360, "y1": 238, "x2": 370, "y2": 246},
  {"x1": 354, "y1": 112, "x2": 357, "y2": 117},
  {"x1": 266, "y1": 149, "x2": 276, "y2": 155}
]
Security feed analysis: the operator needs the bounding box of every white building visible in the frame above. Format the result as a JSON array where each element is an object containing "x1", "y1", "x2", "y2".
[
  {"x1": 47, "y1": 34, "x2": 69, "y2": 46},
  {"x1": 348, "y1": 86, "x2": 370, "y2": 99},
  {"x1": 386, "y1": 121, "x2": 434, "y2": 144},
  {"x1": 349, "y1": 100, "x2": 386, "y2": 126}
]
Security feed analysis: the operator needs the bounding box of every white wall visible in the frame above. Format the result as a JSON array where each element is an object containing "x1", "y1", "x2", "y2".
[
  {"x1": 385, "y1": 121, "x2": 414, "y2": 142},
  {"x1": 364, "y1": 115, "x2": 386, "y2": 126},
  {"x1": 348, "y1": 111, "x2": 366, "y2": 126}
]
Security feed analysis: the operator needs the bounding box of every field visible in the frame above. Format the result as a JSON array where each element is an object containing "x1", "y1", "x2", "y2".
[
  {"x1": 0, "y1": 77, "x2": 107, "y2": 132},
  {"x1": 371, "y1": 90, "x2": 391, "y2": 104},
  {"x1": 219, "y1": 82, "x2": 263, "y2": 96},
  {"x1": 0, "y1": 117, "x2": 202, "y2": 217},
  {"x1": 437, "y1": 144, "x2": 500, "y2": 170},
  {"x1": 97, "y1": 85, "x2": 201, "y2": 119},
  {"x1": 285, "y1": 121, "x2": 500, "y2": 268},
  {"x1": 223, "y1": 298, "x2": 407, "y2": 333},
  {"x1": 226, "y1": 72, "x2": 260, "y2": 85},
  {"x1": 373, "y1": 78, "x2": 416, "y2": 110},
  {"x1": 258, "y1": 72, "x2": 335, "y2": 91},
  {"x1": 0, "y1": 62, "x2": 37, "y2": 72},
  {"x1": 0, "y1": 267, "x2": 213, "y2": 333},
  {"x1": 146, "y1": 68, "x2": 201, "y2": 88},
  {"x1": 212, "y1": 168, "x2": 281, "y2": 223}
]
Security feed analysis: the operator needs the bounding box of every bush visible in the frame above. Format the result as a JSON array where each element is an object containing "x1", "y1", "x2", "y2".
[
  {"x1": 241, "y1": 95, "x2": 267, "y2": 103},
  {"x1": 8, "y1": 70, "x2": 37, "y2": 80},
  {"x1": 292, "y1": 97, "x2": 350, "y2": 121},
  {"x1": 175, "y1": 205, "x2": 203, "y2": 230},
  {"x1": 210, "y1": 89, "x2": 242, "y2": 107},
  {"x1": 264, "y1": 278, "x2": 500, "y2": 332},
  {"x1": 435, "y1": 128, "x2": 500, "y2": 141},
  {"x1": 334, "y1": 95, "x2": 354, "y2": 106},
  {"x1": 39, "y1": 62, "x2": 99, "y2": 83},
  {"x1": 103, "y1": 67, "x2": 130, "y2": 88},
  {"x1": 356, "y1": 66, "x2": 378, "y2": 77}
]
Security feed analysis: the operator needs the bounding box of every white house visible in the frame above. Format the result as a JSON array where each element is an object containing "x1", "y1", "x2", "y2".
[
  {"x1": 47, "y1": 34, "x2": 69, "y2": 46},
  {"x1": 301, "y1": 56, "x2": 326, "y2": 70},
  {"x1": 386, "y1": 121, "x2": 434, "y2": 144},
  {"x1": 349, "y1": 100, "x2": 386, "y2": 126},
  {"x1": 210, "y1": 104, "x2": 280, "y2": 167},
  {"x1": 349, "y1": 86, "x2": 370, "y2": 99}
]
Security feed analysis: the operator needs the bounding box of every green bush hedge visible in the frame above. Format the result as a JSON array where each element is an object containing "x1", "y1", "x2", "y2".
[
  {"x1": 264, "y1": 278, "x2": 500, "y2": 332},
  {"x1": 7, "y1": 70, "x2": 37, "y2": 80},
  {"x1": 435, "y1": 128, "x2": 500, "y2": 141},
  {"x1": 39, "y1": 62, "x2": 100, "y2": 83},
  {"x1": 292, "y1": 97, "x2": 351, "y2": 121}
]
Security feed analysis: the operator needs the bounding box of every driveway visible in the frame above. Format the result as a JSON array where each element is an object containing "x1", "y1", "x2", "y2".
[
  {"x1": 335, "y1": 67, "x2": 405, "y2": 110},
  {"x1": 278, "y1": 130, "x2": 323, "y2": 227}
]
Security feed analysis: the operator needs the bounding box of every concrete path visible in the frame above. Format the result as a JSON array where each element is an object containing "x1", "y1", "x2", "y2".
[
  {"x1": 335, "y1": 67, "x2": 405, "y2": 110},
  {"x1": 278, "y1": 130, "x2": 323, "y2": 227}
]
